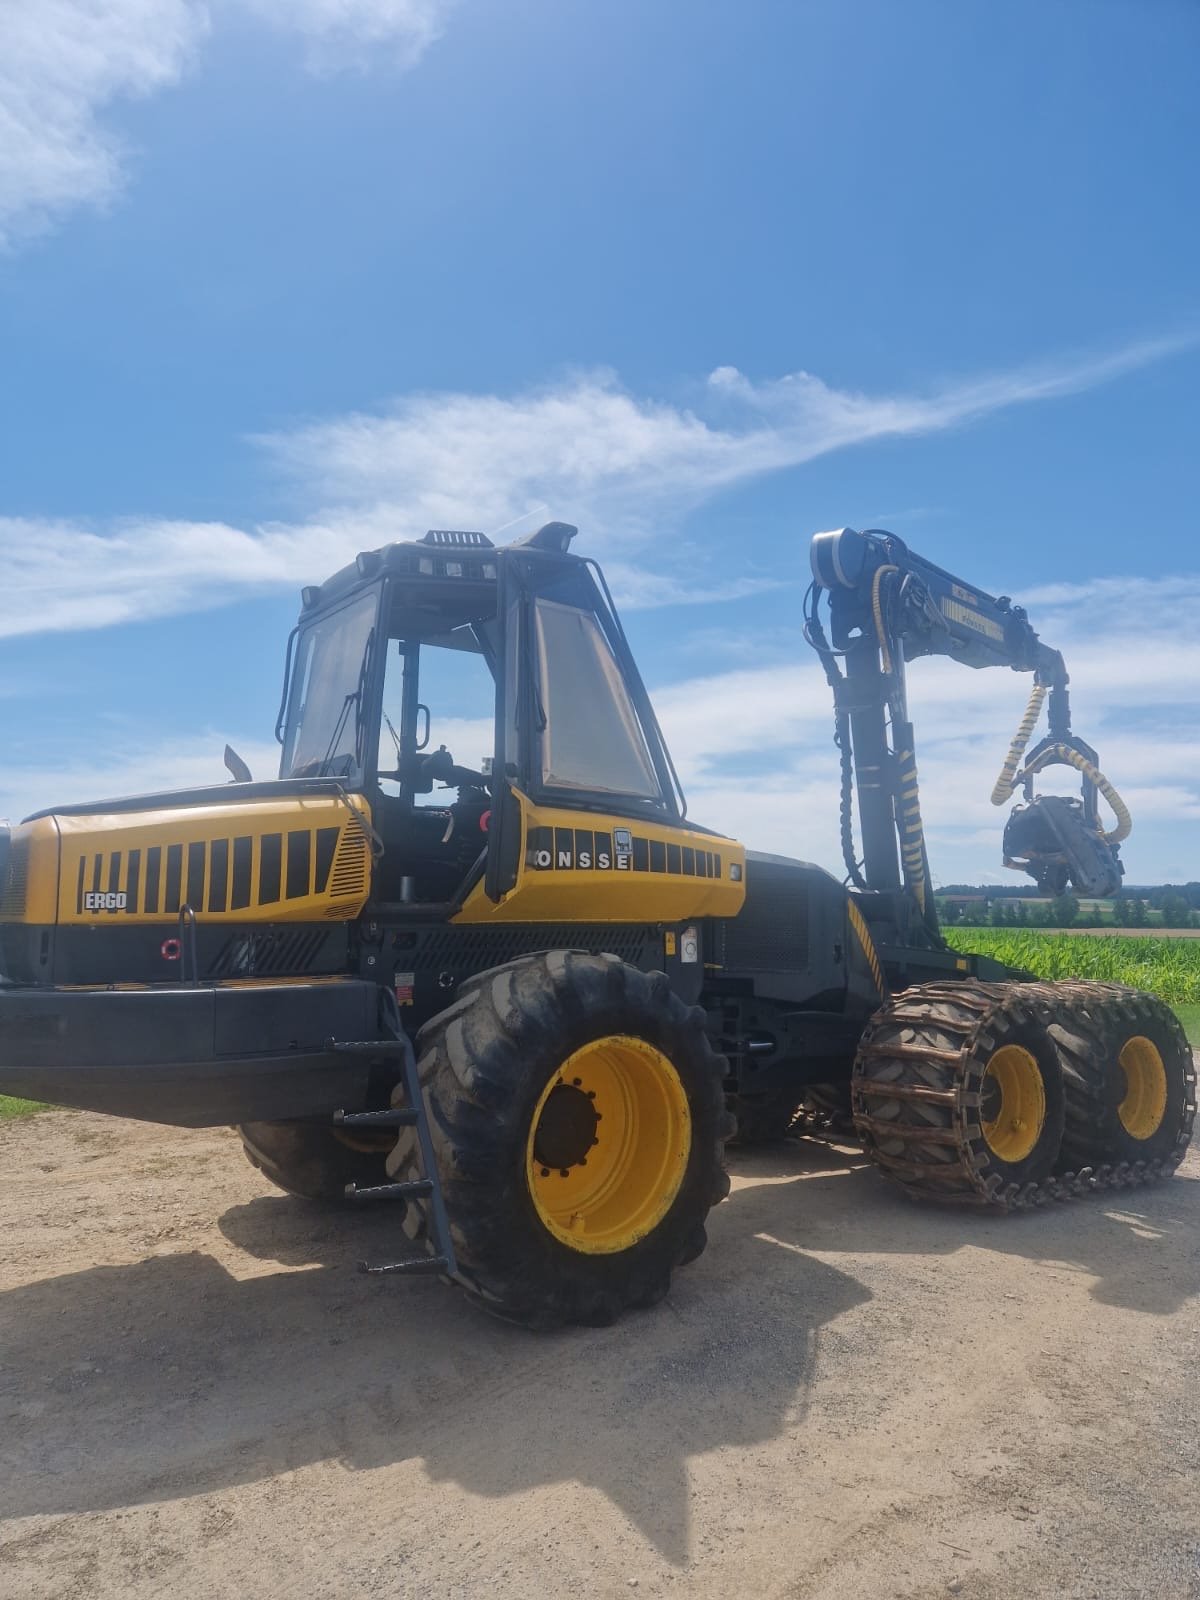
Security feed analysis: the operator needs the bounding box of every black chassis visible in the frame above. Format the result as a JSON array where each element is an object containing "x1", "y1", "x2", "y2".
[{"x1": 0, "y1": 846, "x2": 1018, "y2": 1129}]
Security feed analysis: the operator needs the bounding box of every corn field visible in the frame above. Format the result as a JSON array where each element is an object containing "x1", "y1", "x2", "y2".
[{"x1": 944, "y1": 929, "x2": 1200, "y2": 1005}]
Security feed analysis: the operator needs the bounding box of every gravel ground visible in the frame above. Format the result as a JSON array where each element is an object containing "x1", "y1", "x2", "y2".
[{"x1": 2, "y1": 1108, "x2": 1198, "y2": 1600}]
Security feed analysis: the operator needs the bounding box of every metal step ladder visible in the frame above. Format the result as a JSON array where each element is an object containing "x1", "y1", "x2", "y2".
[{"x1": 328, "y1": 1014, "x2": 457, "y2": 1280}]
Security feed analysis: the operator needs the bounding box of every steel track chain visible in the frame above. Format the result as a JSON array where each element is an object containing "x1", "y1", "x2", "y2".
[{"x1": 846, "y1": 977, "x2": 1197, "y2": 1213}]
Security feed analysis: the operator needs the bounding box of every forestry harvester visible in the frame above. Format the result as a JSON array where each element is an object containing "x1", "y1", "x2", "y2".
[{"x1": 0, "y1": 523, "x2": 1192, "y2": 1327}]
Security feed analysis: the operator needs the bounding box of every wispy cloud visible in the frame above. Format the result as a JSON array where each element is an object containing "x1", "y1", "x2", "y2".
[
  {"x1": 0, "y1": 0, "x2": 455, "y2": 247},
  {"x1": 0, "y1": 334, "x2": 1189, "y2": 639},
  {"x1": 0, "y1": 515, "x2": 340, "y2": 635},
  {"x1": 0, "y1": 332, "x2": 1196, "y2": 636},
  {"x1": 0, "y1": 732, "x2": 283, "y2": 828},
  {"x1": 240, "y1": 0, "x2": 455, "y2": 72},
  {"x1": 263, "y1": 337, "x2": 1196, "y2": 541}
]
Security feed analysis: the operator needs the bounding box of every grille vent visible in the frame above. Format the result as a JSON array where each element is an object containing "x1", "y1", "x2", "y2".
[
  {"x1": 422, "y1": 529, "x2": 493, "y2": 548},
  {"x1": 0, "y1": 839, "x2": 30, "y2": 919},
  {"x1": 207, "y1": 928, "x2": 331, "y2": 979},
  {"x1": 328, "y1": 832, "x2": 370, "y2": 902},
  {"x1": 719, "y1": 871, "x2": 810, "y2": 973},
  {"x1": 70, "y1": 818, "x2": 367, "y2": 920}
]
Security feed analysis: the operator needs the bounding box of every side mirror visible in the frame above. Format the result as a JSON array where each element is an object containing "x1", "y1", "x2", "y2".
[{"x1": 224, "y1": 744, "x2": 253, "y2": 784}]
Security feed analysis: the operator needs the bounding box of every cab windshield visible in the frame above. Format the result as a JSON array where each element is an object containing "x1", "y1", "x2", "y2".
[{"x1": 280, "y1": 591, "x2": 378, "y2": 780}]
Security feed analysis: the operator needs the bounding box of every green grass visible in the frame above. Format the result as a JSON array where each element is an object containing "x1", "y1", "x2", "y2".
[
  {"x1": 1174, "y1": 1004, "x2": 1200, "y2": 1047},
  {"x1": 0, "y1": 1095, "x2": 46, "y2": 1120},
  {"x1": 943, "y1": 928, "x2": 1200, "y2": 1007}
]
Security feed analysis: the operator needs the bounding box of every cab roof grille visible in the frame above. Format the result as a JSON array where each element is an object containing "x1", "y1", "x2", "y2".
[{"x1": 422, "y1": 529, "x2": 493, "y2": 548}]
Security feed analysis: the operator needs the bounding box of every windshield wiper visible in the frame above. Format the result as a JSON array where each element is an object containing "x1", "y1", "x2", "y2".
[
  {"x1": 316, "y1": 626, "x2": 375, "y2": 777},
  {"x1": 317, "y1": 690, "x2": 358, "y2": 777}
]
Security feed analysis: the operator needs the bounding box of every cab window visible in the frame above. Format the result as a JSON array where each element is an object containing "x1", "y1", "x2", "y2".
[{"x1": 533, "y1": 598, "x2": 662, "y2": 801}]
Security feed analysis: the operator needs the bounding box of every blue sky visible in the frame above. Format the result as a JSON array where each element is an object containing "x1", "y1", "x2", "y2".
[{"x1": 2, "y1": 0, "x2": 1197, "y2": 884}]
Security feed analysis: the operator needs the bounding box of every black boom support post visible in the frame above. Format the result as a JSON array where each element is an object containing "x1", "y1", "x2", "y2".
[{"x1": 840, "y1": 627, "x2": 902, "y2": 895}]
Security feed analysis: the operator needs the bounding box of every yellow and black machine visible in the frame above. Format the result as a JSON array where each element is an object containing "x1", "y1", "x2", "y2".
[{"x1": 0, "y1": 522, "x2": 1193, "y2": 1327}]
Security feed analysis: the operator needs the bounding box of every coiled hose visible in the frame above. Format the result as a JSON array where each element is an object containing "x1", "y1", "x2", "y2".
[
  {"x1": 990, "y1": 684, "x2": 1132, "y2": 845},
  {"x1": 990, "y1": 683, "x2": 1047, "y2": 806},
  {"x1": 1021, "y1": 744, "x2": 1132, "y2": 845}
]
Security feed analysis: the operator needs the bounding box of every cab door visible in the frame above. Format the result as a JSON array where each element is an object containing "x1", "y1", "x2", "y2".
[{"x1": 485, "y1": 547, "x2": 681, "y2": 905}]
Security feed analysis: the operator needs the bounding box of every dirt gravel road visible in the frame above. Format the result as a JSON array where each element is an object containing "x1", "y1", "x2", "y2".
[{"x1": 2, "y1": 1109, "x2": 1198, "y2": 1600}]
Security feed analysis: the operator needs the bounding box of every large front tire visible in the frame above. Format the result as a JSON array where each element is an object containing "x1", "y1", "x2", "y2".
[{"x1": 387, "y1": 951, "x2": 732, "y2": 1328}]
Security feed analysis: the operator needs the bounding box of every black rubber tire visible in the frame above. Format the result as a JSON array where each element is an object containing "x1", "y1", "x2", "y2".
[
  {"x1": 387, "y1": 950, "x2": 733, "y2": 1329},
  {"x1": 728, "y1": 1090, "x2": 800, "y2": 1145},
  {"x1": 851, "y1": 980, "x2": 1066, "y2": 1206},
  {"x1": 1045, "y1": 983, "x2": 1196, "y2": 1171},
  {"x1": 238, "y1": 1120, "x2": 392, "y2": 1203}
]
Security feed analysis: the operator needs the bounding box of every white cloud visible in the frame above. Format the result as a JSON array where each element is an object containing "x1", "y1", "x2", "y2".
[
  {"x1": 240, "y1": 0, "x2": 454, "y2": 71},
  {"x1": 0, "y1": 733, "x2": 282, "y2": 827},
  {"x1": 0, "y1": 0, "x2": 207, "y2": 247},
  {"x1": 0, "y1": 0, "x2": 454, "y2": 247},
  {"x1": 702, "y1": 335, "x2": 1195, "y2": 459},
  {"x1": 261, "y1": 338, "x2": 1195, "y2": 540},
  {"x1": 0, "y1": 515, "x2": 345, "y2": 636},
  {"x1": 1, "y1": 335, "x2": 1190, "y2": 637}
]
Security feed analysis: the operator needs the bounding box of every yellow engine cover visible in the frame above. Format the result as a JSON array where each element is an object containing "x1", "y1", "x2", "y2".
[
  {"x1": 454, "y1": 793, "x2": 746, "y2": 924},
  {"x1": 0, "y1": 795, "x2": 374, "y2": 927}
]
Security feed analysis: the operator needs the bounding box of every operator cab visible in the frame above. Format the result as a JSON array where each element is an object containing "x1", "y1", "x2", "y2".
[{"x1": 277, "y1": 524, "x2": 682, "y2": 909}]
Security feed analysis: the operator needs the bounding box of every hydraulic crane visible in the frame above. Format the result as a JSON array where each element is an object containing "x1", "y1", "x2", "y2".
[{"x1": 806, "y1": 527, "x2": 1131, "y2": 944}]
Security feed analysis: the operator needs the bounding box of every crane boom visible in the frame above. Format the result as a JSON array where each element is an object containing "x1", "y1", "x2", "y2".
[{"x1": 806, "y1": 527, "x2": 1128, "y2": 946}]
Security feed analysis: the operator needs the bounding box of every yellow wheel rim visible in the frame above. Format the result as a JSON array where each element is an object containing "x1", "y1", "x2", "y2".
[
  {"x1": 1117, "y1": 1036, "x2": 1168, "y2": 1140},
  {"x1": 980, "y1": 1044, "x2": 1045, "y2": 1164},
  {"x1": 525, "y1": 1034, "x2": 692, "y2": 1255}
]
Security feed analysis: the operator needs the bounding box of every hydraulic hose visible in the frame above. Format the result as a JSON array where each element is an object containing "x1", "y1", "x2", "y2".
[
  {"x1": 835, "y1": 710, "x2": 868, "y2": 891},
  {"x1": 894, "y1": 745, "x2": 928, "y2": 914},
  {"x1": 991, "y1": 686, "x2": 1132, "y2": 845},
  {"x1": 991, "y1": 683, "x2": 1047, "y2": 805},
  {"x1": 805, "y1": 584, "x2": 869, "y2": 891},
  {"x1": 871, "y1": 565, "x2": 900, "y2": 676},
  {"x1": 1021, "y1": 744, "x2": 1133, "y2": 845}
]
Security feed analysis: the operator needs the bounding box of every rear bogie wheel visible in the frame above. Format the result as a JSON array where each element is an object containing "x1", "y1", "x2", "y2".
[
  {"x1": 388, "y1": 950, "x2": 732, "y2": 1328},
  {"x1": 238, "y1": 1120, "x2": 392, "y2": 1202},
  {"x1": 1047, "y1": 985, "x2": 1195, "y2": 1170},
  {"x1": 852, "y1": 980, "x2": 1066, "y2": 1206}
]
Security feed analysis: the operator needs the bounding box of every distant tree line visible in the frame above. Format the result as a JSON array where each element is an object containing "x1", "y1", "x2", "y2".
[{"x1": 935, "y1": 886, "x2": 1198, "y2": 929}]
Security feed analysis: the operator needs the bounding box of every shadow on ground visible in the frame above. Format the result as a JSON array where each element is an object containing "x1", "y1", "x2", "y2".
[
  {"x1": 0, "y1": 1180, "x2": 867, "y2": 1560},
  {"x1": 728, "y1": 1134, "x2": 1200, "y2": 1318},
  {"x1": 2, "y1": 1137, "x2": 1195, "y2": 1559}
]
